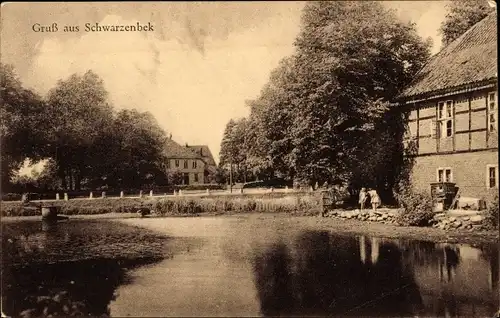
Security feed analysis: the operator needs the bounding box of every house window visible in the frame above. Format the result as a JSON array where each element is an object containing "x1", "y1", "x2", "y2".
[
  {"x1": 486, "y1": 165, "x2": 498, "y2": 189},
  {"x1": 194, "y1": 173, "x2": 199, "y2": 182},
  {"x1": 192, "y1": 161, "x2": 197, "y2": 169},
  {"x1": 488, "y1": 92, "x2": 497, "y2": 132},
  {"x1": 438, "y1": 101, "x2": 454, "y2": 138},
  {"x1": 175, "y1": 160, "x2": 180, "y2": 168},
  {"x1": 437, "y1": 167, "x2": 452, "y2": 183},
  {"x1": 184, "y1": 160, "x2": 188, "y2": 169}
]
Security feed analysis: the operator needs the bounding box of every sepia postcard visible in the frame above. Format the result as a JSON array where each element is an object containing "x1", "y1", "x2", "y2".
[{"x1": 1, "y1": 1, "x2": 498, "y2": 317}]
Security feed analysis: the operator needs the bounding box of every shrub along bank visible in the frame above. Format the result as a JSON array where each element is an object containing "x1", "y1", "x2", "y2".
[
  {"x1": 325, "y1": 189, "x2": 498, "y2": 232},
  {"x1": 2, "y1": 189, "x2": 497, "y2": 232},
  {"x1": 0, "y1": 192, "x2": 322, "y2": 217}
]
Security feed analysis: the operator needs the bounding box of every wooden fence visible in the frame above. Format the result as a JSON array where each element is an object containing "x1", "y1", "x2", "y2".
[{"x1": 7, "y1": 186, "x2": 315, "y2": 203}]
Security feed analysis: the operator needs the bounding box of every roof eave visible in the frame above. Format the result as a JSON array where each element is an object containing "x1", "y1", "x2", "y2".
[{"x1": 397, "y1": 77, "x2": 497, "y2": 105}]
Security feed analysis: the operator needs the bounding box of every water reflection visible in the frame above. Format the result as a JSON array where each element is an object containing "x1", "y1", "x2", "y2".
[
  {"x1": 1, "y1": 220, "x2": 171, "y2": 317},
  {"x1": 252, "y1": 232, "x2": 499, "y2": 317},
  {"x1": 2, "y1": 217, "x2": 499, "y2": 317},
  {"x1": 252, "y1": 232, "x2": 423, "y2": 316}
]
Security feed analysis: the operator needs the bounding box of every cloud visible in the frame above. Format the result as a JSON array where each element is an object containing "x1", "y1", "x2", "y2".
[
  {"x1": 24, "y1": 11, "x2": 301, "y2": 162},
  {"x1": 2, "y1": 2, "x2": 447, "y2": 163}
]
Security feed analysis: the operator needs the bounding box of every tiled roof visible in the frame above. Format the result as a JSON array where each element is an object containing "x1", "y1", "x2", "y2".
[
  {"x1": 164, "y1": 139, "x2": 218, "y2": 172},
  {"x1": 187, "y1": 145, "x2": 217, "y2": 166},
  {"x1": 164, "y1": 138, "x2": 199, "y2": 159},
  {"x1": 400, "y1": 12, "x2": 497, "y2": 100}
]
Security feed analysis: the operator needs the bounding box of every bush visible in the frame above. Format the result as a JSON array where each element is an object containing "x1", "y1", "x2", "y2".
[
  {"x1": 395, "y1": 189, "x2": 434, "y2": 226},
  {"x1": 1, "y1": 193, "x2": 23, "y2": 201},
  {"x1": 1, "y1": 191, "x2": 322, "y2": 217},
  {"x1": 484, "y1": 194, "x2": 499, "y2": 229}
]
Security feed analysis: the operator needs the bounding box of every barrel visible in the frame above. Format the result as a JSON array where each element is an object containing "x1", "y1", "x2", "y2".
[{"x1": 41, "y1": 206, "x2": 58, "y2": 220}]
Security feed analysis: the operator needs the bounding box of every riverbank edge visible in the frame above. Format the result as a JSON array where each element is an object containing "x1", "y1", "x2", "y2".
[
  {"x1": 2, "y1": 212, "x2": 498, "y2": 245},
  {"x1": 0, "y1": 192, "x2": 322, "y2": 217}
]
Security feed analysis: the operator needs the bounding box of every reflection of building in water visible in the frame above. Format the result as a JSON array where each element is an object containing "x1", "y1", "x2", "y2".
[
  {"x1": 357, "y1": 236, "x2": 499, "y2": 316},
  {"x1": 359, "y1": 236, "x2": 498, "y2": 294}
]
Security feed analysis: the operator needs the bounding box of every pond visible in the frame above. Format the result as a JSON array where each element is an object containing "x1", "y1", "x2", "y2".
[{"x1": 2, "y1": 216, "x2": 498, "y2": 317}]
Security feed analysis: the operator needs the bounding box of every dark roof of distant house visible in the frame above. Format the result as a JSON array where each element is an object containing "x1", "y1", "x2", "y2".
[
  {"x1": 164, "y1": 138, "x2": 199, "y2": 159},
  {"x1": 164, "y1": 139, "x2": 218, "y2": 173},
  {"x1": 400, "y1": 12, "x2": 497, "y2": 101},
  {"x1": 187, "y1": 145, "x2": 217, "y2": 166}
]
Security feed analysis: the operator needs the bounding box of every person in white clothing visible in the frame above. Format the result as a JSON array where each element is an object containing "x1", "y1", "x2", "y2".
[{"x1": 367, "y1": 188, "x2": 381, "y2": 211}]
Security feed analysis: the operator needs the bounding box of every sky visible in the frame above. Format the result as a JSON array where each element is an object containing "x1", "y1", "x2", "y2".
[{"x1": 1, "y1": 1, "x2": 452, "y2": 169}]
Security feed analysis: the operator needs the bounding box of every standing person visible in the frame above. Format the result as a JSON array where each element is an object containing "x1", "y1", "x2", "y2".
[
  {"x1": 368, "y1": 188, "x2": 381, "y2": 211},
  {"x1": 359, "y1": 187, "x2": 367, "y2": 211}
]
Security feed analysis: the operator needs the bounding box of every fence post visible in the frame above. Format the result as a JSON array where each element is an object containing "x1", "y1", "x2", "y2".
[
  {"x1": 139, "y1": 190, "x2": 143, "y2": 198},
  {"x1": 56, "y1": 193, "x2": 60, "y2": 201},
  {"x1": 64, "y1": 193, "x2": 68, "y2": 201},
  {"x1": 206, "y1": 189, "x2": 210, "y2": 195},
  {"x1": 89, "y1": 192, "x2": 93, "y2": 199},
  {"x1": 150, "y1": 190, "x2": 153, "y2": 197},
  {"x1": 240, "y1": 188, "x2": 243, "y2": 194},
  {"x1": 101, "y1": 191, "x2": 106, "y2": 199},
  {"x1": 120, "y1": 191, "x2": 124, "y2": 198},
  {"x1": 179, "y1": 189, "x2": 183, "y2": 196}
]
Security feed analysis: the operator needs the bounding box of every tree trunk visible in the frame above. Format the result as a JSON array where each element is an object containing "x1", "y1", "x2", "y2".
[
  {"x1": 69, "y1": 168, "x2": 74, "y2": 191},
  {"x1": 75, "y1": 171, "x2": 81, "y2": 191},
  {"x1": 59, "y1": 165, "x2": 67, "y2": 190}
]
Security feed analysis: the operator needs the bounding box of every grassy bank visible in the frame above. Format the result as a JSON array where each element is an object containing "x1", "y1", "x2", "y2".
[{"x1": 0, "y1": 192, "x2": 322, "y2": 217}]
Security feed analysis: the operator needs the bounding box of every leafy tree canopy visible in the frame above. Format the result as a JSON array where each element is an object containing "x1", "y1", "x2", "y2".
[{"x1": 439, "y1": 0, "x2": 495, "y2": 47}]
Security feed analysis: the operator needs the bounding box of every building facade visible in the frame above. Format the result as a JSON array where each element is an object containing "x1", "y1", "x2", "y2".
[
  {"x1": 398, "y1": 12, "x2": 498, "y2": 202},
  {"x1": 163, "y1": 137, "x2": 217, "y2": 185}
]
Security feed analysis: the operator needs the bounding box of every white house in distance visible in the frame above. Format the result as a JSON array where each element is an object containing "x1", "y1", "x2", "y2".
[{"x1": 163, "y1": 136, "x2": 217, "y2": 185}]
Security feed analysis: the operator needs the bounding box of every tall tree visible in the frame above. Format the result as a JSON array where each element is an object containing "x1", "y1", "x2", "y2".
[
  {"x1": 289, "y1": 1, "x2": 431, "y2": 188},
  {"x1": 225, "y1": 1, "x2": 432, "y2": 194},
  {"x1": 219, "y1": 119, "x2": 237, "y2": 168},
  {"x1": 246, "y1": 57, "x2": 299, "y2": 181},
  {"x1": 45, "y1": 70, "x2": 113, "y2": 190},
  {"x1": 219, "y1": 118, "x2": 250, "y2": 182},
  {"x1": 439, "y1": 0, "x2": 495, "y2": 46},
  {"x1": 99, "y1": 109, "x2": 168, "y2": 189},
  {"x1": 1, "y1": 64, "x2": 48, "y2": 191}
]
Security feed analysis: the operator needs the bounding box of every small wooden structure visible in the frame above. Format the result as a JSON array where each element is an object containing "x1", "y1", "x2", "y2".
[{"x1": 430, "y1": 182, "x2": 457, "y2": 211}]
